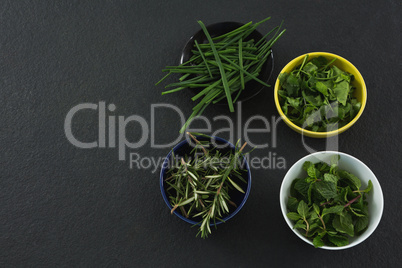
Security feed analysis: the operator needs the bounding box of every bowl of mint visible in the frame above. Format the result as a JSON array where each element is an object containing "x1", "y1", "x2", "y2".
[
  {"x1": 274, "y1": 52, "x2": 367, "y2": 138},
  {"x1": 279, "y1": 151, "x2": 384, "y2": 250}
]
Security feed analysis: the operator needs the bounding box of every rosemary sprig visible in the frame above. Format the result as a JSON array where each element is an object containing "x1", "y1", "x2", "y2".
[{"x1": 165, "y1": 132, "x2": 249, "y2": 238}]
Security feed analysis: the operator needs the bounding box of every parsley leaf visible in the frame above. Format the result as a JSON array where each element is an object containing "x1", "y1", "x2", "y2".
[{"x1": 333, "y1": 80, "x2": 349, "y2": 105}]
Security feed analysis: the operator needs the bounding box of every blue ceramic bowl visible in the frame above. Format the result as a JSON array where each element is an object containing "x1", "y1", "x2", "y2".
[{"x1": 160, "y1": 135, "x2": 252, "y2": 226}]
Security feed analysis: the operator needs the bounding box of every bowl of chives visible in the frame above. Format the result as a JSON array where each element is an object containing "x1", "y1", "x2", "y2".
[{"x1": 180, "y1": 21, "x2": 275, "y2": 104}]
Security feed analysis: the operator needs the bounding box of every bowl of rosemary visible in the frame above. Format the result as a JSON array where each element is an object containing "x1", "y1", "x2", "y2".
[{"x1": 160, "y1": 132, "x2": 251, "y2": 238}]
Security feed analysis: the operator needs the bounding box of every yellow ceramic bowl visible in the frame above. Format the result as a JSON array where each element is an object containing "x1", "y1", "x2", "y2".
[{"x1": 274, "y1": 52, "x2": 367, "y2": 138}]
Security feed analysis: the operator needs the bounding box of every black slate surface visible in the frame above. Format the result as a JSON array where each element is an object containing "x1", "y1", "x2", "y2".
[{"x1": 0, "y1": 0, "x2": 401, "y2": 267}]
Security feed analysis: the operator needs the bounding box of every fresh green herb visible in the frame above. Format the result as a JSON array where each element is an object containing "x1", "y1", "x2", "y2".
[
  {"x1": 157, "y1": 18, "x2": 286, "y2": 133},
  {"x1": 165, "y1": 132, "x2": 249, "y2": 238},
  {"x1": 286, "y1": 156, "x2": 372, "y2": 248},
  {"x1": 278, "y1": 55, "x2": 361, "y2": 132}
]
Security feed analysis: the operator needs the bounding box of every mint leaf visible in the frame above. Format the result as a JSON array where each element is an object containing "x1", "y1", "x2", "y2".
[
  {"x1": 362, "y1": 180, "x2": 373, "y2": 194},
  {"x1": 309, "y1": 222, "x2": 320, "y2": 233},
  {"x1": 317, "y1": 162, "x2": 329, "y2": 172},
  {"x1": 310, "y1": 211, "x2": 319, "y2": 221},
  {"x1": 333, "y1": 215, "x2": 354, "y2": 237},
  {"x1": 315, "y1": 180, "x2": 337, "y2": 199},
  {"x1": 294, "y1": 179, "x2": 310, "y2": 199},
  {"x1": 361, "y1": 204, "x2": 369, "y2": 216},
  {"x1": 302, "y1": 161, "x2": 313, "y2": 172},
  {"x1": 324, "y1": 173, "x2": 338, "y2": 184},
  {"x1": 307, "y1": 183, "x2": 314, "y2": 205},
  {"x1": 340, "y1": 211, "x2": 353, "y2": 226},
  {"x1": 307, "y1": 165, "x2": 317, "y2": 179},
  {"x1": 339, "y1": 170, "x2": 361, "y2": 190},
  {"x1": 297, "y1": 200, "x2": 310, "y2": 219},
  {"x1": 306, "y1": 177, "x2": 316, "y2": 183},
  {"x1": 287, "y1": 212, "x2": 302, "y2": 221},
  {"x1": 343, "y1": 186, "x2": 352, "y2": 202},
  {"x1": 330, "y1": 155, "x2": 340, "y2": 166},
  {"x1": 287, "y1": 197, "x2": 299, "y2": 212},
  {"x1": 313, "y1": 235, "x2": 325, "y2": 248},
  {"x1": 294, "y1": 220, "x2": 306, "y2": 230},
  {"x1": 328, "y1": 234, "x2": 349, "y2": 247},
  {"x1": 322, "y1": 205, "x2": 344, "y2": 216},
  {"x1": 349, "y1": 206, "x2": 366, "y2": 217},
  {"x1": 290, "y1": 178, "x2": 300, "y2": 197},
  {"x1": 313, "y1": 203, "x2": 321, "y2": 215},
  {"x1": 355, "y1": 216, "x2": 369, "y2": 233},
  {"x1": 329, "y1": 163, "x2": 338, "y2": 174},
  {"x1": 332, "y1": 187, "x2": 346, "y2": 203},
  {"x1": 322, "y1": 213, "x2": 330, "y2": 225}
]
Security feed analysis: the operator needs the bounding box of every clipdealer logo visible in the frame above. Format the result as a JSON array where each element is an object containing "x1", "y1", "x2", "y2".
[{"x1": 64, "y1": 101, "x2": 338, "y2": 172}]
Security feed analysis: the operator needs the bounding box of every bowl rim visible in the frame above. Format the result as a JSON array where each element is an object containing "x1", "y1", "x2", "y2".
[
  {"x1": 274, "y1": 52, "x2": 367, "y2": 138},
  {"x1": 160, "y1": 135, "x2": 252, "y2": 226},
  {"x1": 279, "y1": 151, "x2": 384, "y2": 250}
]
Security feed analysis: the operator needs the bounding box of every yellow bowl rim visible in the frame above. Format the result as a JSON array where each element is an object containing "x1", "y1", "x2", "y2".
[{"x1": 274, "y1": 52, "x2": 367, "y2": 138}]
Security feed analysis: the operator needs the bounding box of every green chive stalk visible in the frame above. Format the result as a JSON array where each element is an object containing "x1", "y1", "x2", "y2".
[{"x1": 156, "y1": 17, "x2": 286, "y2": 133}]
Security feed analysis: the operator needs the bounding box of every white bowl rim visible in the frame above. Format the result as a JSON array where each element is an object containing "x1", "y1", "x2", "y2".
[{"x1": 279, "y1": 151, "x2": 384, "y2": 250}]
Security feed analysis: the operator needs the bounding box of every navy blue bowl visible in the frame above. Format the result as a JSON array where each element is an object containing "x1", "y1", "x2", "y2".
[{"x1": 159, "y1": 135, "x2": 252, "y2": 226}]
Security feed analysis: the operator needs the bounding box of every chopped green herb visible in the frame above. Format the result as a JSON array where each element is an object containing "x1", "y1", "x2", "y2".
[
  {"x1": 157, "y1": 18, "x2": 286, "y2": 133},
  {"x1": 278, "y1": 54, "x2": 361, "y2": 132}
]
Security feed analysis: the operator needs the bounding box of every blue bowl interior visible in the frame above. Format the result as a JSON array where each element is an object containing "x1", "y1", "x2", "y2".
[{"x1": 160, "y1": 135, "x2": 251, "y2": 226}]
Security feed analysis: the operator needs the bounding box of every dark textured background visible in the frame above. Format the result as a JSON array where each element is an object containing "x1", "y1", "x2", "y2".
[{"x1": 0, "y1": 0, "x2": 401, "y2": 267}]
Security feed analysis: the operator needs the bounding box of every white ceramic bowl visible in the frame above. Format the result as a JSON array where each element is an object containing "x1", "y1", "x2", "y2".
[{"x1": 279, "y1": 151, "x2": 384, "y2": 250}]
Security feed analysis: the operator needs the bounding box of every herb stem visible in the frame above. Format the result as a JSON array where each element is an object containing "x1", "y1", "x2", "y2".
[
  {"x1": 320, "y1": 57, "x2": 337, "y2": 71},
  {"x1": 296, "y1": 54, "x2": 309, "y2": 77},
  {"x1": 344, "y1": 195, "x2": 361, "y2": 208},
  {"x1": 318, "y1": 214, "x2": 326, "y2": 230},
  {"x1": 304, "y1": 217, "x2": 310, "y2": 236},
  {"x1": 187, "y1": 132, "x2": 208, "y2": 155}
]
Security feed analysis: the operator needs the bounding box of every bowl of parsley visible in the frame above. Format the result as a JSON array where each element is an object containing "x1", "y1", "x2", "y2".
[{"x1": 274, "y1": 52, "x2": 367, "y2": 138}]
